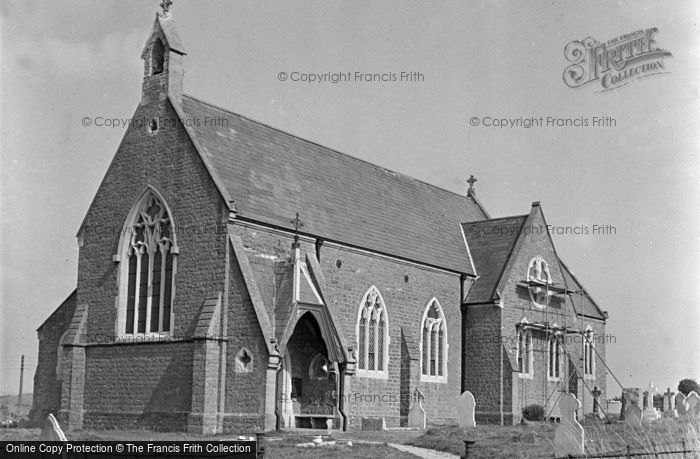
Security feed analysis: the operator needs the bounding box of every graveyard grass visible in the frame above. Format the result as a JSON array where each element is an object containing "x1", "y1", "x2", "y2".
[
  {"x1": 2, "y1": 417, "x2": 699, "y2": 458},
  {"x1": 409, "y1": 417, "x2": 700, "y2": 458}
]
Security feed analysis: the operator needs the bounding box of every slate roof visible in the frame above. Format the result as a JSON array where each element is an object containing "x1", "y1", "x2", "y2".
[
  {"x1": 559, "y1": 261, "x2": 607, "y2": 320},
  {"x1": 247, "y1": 255, "x2": 282, "y2": 320},
  {"x1": 462, "y1": 215, "x2": 528, "y2": 303},
  {"x1": 37, "y1": 289, "x2": 77, "y2": 331},
  {"x1": 181, "y1": 95, "x2": 487, "y2": 274}
]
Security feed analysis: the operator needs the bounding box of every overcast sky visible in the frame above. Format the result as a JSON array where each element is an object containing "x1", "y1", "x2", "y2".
[{"x1": 1, "y1": 0, "x2": 699, "y2": 397}]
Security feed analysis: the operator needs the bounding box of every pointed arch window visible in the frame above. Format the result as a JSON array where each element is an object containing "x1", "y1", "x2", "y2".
[
  {"x1": 118, "y1": 190, "x2": 176, "y2": 336},
  {"x1": 527, "y1": 256, "x2": 552, "y2": 308},
  {"x1": 583, "y1": 325, "x2": 595, "y2": 378},
  {"x1": 420, "y1": 299, "x2": 447, "y2": 382},
  {"x1": 356, "y1": 286, "x2": 389, "y2": 377},
  {"x1": 517, "y1": 321, "x2": 533, "y2": 378},
  {"x1": 547, "y1": 333, "x2": 562, "y2": 380}
]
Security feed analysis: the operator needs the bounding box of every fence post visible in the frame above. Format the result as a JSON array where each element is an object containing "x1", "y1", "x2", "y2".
[
  {"x1": 256, "y1": 431, "x2": 266, "y2": 459},
  {"x1": 681, "y1": 438, "x2": 687, "y2": 458},
  {"x1": 462, "y1": 439, "x2": 476, "y2": 458}
]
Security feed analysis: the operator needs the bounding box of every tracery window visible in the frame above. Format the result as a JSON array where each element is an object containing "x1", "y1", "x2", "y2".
[
  {"x1": 119, "y1": 191, "x2": 176, "y2": 335},
  {"x1": 420, "y1": 299, "x2": 447, "y2": 382},
  {"x1": 356, "y1": 286, "x2": 389, "y2": 376}
]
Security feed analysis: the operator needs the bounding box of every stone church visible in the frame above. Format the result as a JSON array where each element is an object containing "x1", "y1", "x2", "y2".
[{"x1": 30, "y1": 10, "x2": 608, "y2": 433}]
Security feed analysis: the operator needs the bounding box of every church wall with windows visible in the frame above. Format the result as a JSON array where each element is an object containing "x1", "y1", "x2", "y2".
[
  {"x1": 71, "y1": 77, "x2": 229, "y2": 430},
  {"x1": 227, "y1": 222, "x2": 465, "y2": 428},
  {"x1": 34, "y1": 8, "x2": 609, "y2": 433},
  {"x1": 499, "y1": 206, "x2": 607, "y2": 422},
  {"x1": 318, "y1": 242, "x2": 464, "y2": 428}
]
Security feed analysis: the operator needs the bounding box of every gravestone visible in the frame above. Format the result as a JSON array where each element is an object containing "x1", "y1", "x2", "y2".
[
  {"x1": 553, "y1": 393, "x2": 584, "y2": 457},
  {"x1": 361, "y1": 417, "x2": 386, "y2": 431},
  {"x1": 675, "y1": 393, "x2": 689, "y2": 418},
  {"x1": 620, "y1": 388, "x2": 641, "y2": 421},
  {"x1": 663, "y1": 388, "x2": 676, "y2": 418},
  {"x1": 457, "y1": 390, "x2": 476, "y2": 428},
  {"x1": 592, "y1": 387, "x2": 605, "y2": 419},
  {"x1": 685, "y1": 391, "x2": 700, "y2": 417},
  {"x1": 624, "y1": 403, "x2": 642, "y2": 427},
  {"x1": 39, "y1": 414, "x2": 67, "y2": 441},
  {"x1": 642, "y1": 383, "x2": 660, "y2": 421},
  {"x1": 606, "y1": 400, "x2": 622, "y2": 417},
  {"x1": 407, "y1": 388, "x2": 426, "y2": 429}
]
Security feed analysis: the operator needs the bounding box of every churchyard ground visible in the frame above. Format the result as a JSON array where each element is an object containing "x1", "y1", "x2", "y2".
[{"x1": 2, "y1": 417, "x2": 699, "y2": 458}]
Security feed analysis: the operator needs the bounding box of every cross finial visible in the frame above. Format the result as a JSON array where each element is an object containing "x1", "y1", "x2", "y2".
[
  {"x1": 466, "y1": 174, "x2": 477, "y2": 195},
  {"x1": 291, "y1": 212, "x2": 304, "y2": 245},
  {"x1": 160, "y1": 0, "x2": 173, "y2": 17}
]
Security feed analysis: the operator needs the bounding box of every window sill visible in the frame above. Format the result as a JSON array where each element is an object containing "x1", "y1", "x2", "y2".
[
  {"x1": 420, "y1": 375, "x2": 447, "y2": 384},
  {"x1": 547, "y1": 376, "x2": 562, "y2": 382},
  {"x1": 518, "y1": 372, "x2": 534, "y2": 380},
  {"x1": 355, "y1": 370, "x2": 388, "y2": 379}
]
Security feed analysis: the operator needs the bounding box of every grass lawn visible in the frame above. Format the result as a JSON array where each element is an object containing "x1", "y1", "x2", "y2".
[
  {"x1": 408, "y1": 418, "x2": 700, "y2": 458},
  {"x1": 3, "y1": 417, "x2": 698, "y2": 458},
  {"x1": 409, "y1": 423, "x2": 556, "y2": 458}
]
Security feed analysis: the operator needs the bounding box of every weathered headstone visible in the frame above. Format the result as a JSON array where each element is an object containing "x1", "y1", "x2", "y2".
[
  {"x1": 39, "y1": 414, "x2": 67, "y2": 441},
  {"x1": 663, "y1": 388, "x2": 677, "y2": 418},
  {"x1": 407, "y1": 388, "x2": 426, "y2": 429},
  {"x1": 361, "y1": 417, "x2": 386, "y2": 431},
  {"x1": 685, "y1": 391, "x2": 700, "y2": 417},
  {"x1": 553, "y1": 393, "x2": 584, "y2": 457},
  {"x1": 624, "y1": 403, "x2": 642, "y2": 427},
  {"x1": 642, "y1": 383, "x2": 660, "y2": 421},
  {"x1": 606, "y1": 400, "x2": 622, "y2": 417},
  {"x1": 675, "y1": 393, "x2": 689, "y2": 418},
  {"x1": 592, "y1": 387, "x2": 605, "y2": 419},
  {"x1": 457, "y1": 390, "x2": 476, "y2": 428},
  {"x1": 620, "y1": 388, "x2": 641, "y2": 421}
]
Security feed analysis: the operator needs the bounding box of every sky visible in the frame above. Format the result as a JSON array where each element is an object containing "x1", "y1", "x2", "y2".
[{"x1": 1, "y1": 0, "x2": 699, "y2": 398}]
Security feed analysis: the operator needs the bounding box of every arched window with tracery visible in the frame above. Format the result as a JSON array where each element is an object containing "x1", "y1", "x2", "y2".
[
  {"x1": 356, "y1": 286, "x2": 389, "y2": 377},
  {"x1": 420, "y1": 299, "x2": 447, "y2": 382},
  {"x1": 118, "y1": 190, "x2": 176, "y2": 335}
]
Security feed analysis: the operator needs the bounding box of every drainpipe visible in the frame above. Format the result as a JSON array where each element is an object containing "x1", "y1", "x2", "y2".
[
  {"x1": 500, "y1": 341, "x2": 504, "y2": 426},
  {"x1": 337, "y1": 363, "x2": 347, "y2": 430},
  {"x1": 339, "y1": 348, "x2": 356, "y2": 431},
  {"x1": 496, "y1": 294, "x2": 504, "y2": 426}
]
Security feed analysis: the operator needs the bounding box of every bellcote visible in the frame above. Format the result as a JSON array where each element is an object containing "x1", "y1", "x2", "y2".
[{"x1": 140, "y1": 12, "x2": 186, "y2": 106}]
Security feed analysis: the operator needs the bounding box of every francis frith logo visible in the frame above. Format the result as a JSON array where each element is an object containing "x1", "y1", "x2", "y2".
[{"x1": 563, "y1": 28, "x2": 672, "y2": 91}]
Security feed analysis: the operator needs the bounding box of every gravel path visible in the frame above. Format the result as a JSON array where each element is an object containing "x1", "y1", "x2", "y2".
[{"x1": 387, "y1": 442, "x2": 459, "y2": 459}]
